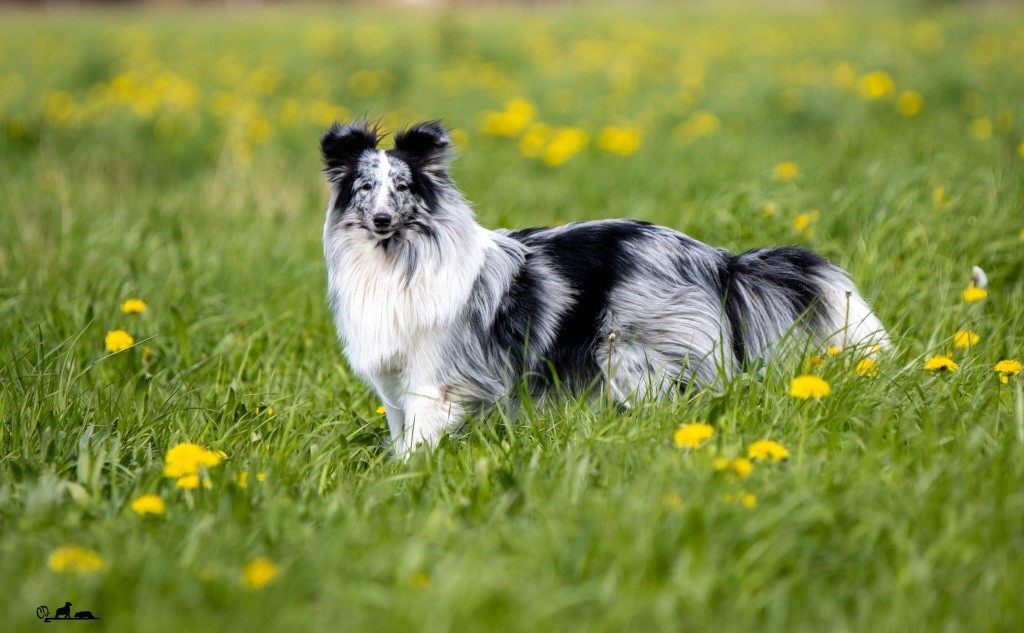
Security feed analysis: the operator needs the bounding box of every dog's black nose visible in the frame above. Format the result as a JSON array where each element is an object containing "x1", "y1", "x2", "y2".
[{"x1": 372, "y1": 213, "x2": 393, "y2": 230}]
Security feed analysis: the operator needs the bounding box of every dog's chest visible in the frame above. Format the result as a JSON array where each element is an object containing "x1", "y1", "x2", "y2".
[{"x1": 326, "y1": 238, "x2": 481, "y2": 376}]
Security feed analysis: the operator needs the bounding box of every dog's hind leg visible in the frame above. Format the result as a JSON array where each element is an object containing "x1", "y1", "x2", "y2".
[
  {"x1": 598, "y1": 337, "x2": 728, "y2": 405},
  {"x1": 597, "y1": 340, "x2": 676, "y2": 406}
]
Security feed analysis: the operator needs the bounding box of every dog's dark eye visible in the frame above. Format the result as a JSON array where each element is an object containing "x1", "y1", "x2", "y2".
[
  {"x1": 360, "y1": 183, "x2": 372, "y2": 192},
  {"x1": 395, "y1": 183, "x2": 409, "y2": 192}
]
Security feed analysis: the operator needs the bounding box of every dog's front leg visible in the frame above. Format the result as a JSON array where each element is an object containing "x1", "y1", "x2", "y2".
[
  {"x1": 384, "y1": 405, "x2": 407, "y2": 455},
  {"x1": 396, "y1": 385, "x2": 463, "y2": 459},
  {"x1": 371, "y1": 372, "x2": 409, "y2": 456}
]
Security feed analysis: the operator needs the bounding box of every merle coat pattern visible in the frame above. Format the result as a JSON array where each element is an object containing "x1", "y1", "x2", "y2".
[{"x1": 321, "y1": 121, "x2": 889, "y2": 458}]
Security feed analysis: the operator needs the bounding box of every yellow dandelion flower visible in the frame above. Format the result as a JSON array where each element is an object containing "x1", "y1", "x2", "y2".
[
  {"x1": 994, "y1": 359, "x2": 1022, "y2": 375},
  {"x1": 748, "y1": 439, "x2": 790, "y2": 462},
  {"x1": 855, "y1": 358, "x2": 879, "y2": 377},
  {"x1": 176, "y1": 474, "x2": 200, "y2": 489},
  {"x1": 856, "y1": 70, "x2": 895, "y2": 100},
  {"x1": 994, "y1": 359, "x2": 1021, "y2": 384},
  {"x1": 130, "y1": 494, "x2": 166, "y2": 516},
  {"x1": 910, "y1": 21, "x2": 944, "y2": 53},
  {"x1": 597, "y1": 126, "x2": 641, "y2": 156},
  {"x1": 773, "y1": 161, "x2": 800, "y2": 182},
  {"x1": 932, "y1": 186, "x2": 949, "y2": 206},
  {"x1": 688, "y1": 111, "x2": 721, "y2": 137},
  {"x1": 236, "y1": 470, "x2": 265, "y2": 486},
  {"x1": 793, "y1": 213, "x2": 813, "y2": 232},
  {"x1": 661, "y1": 493, "x2": 683, "y2": 510},
  {"x1": 518, "y1": 123, "x2": 551, "y2": 158},
  {"x1": 104, "y1": 329, "x2": 134, "y2": 353},
  {"x1": 120, "y1": 298, "x2": 147, "y2": 314},
  {"x1": 789, "y1": 374, "x2": 831, "y2": 399},
  {"x1": 763, "y1": 202, "x2": 777, "y2": 217},
  {"x1": 376, "y1": 405, "x2": 386, "y2": 415},
  {"x1": 831, "y1": 62, "x2": 856, "y2": 89},
  {"x1": 897, "y1": 91, "x2": 923, "y2": 116},
  {"x1": 673, "y1": 110, "x2": 720, "y2": 143},
  {"x1": 242, "y1": 557, "x2": 278, "y2": 589},
  {"x1": 962, "y1": 286, "x2": 988, "y2": 302},
  {"x1": 541, "y1": 127, "x2": 588, "y2": 166},
  {"x1": 723, "y1": 491, "x2": 757, "y2": 508},
  {"x1": 714, "y1": 456, "x2": 753, "y2": 478},
  {"x1": 924, "y1": 354, "x2": 958, "y2": 372},
  {"x1": 826, "y1": 346, "x2": 842, "y2": 357},
  {"x1": 997, "y1": 110, "x2": 1014, "y2": 133},
  {"x1": 672, "y1": 423, "x2": 714, "y2": 448},
  {"x1": 48, "y1": 545, "x2": 104, "y2": 574},
  {"x1": 953, "y1": 330, "x2": 980, "y2": 348},
  {"x1": 733, "y1": 456, "x2": 757, "y2": 475},
  {"x1": 481, "y1": 98, "x2": 536, "y2": 137},
  {"x1": 162, "y1": 443, "x2": 223, "y2": 478},
  {"x1": 968, "y1": 117, "x2": 992, "y2": 141}
]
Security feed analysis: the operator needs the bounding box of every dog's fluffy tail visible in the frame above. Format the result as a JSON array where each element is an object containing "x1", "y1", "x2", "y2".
[{"x1": 723, "y1": 246, "x2": 889, "y2": 364}]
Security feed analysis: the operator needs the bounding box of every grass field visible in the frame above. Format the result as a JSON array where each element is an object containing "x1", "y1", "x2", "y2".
[{"x1": 1, "y1": 3, "x2": 1023, "y2": 631}]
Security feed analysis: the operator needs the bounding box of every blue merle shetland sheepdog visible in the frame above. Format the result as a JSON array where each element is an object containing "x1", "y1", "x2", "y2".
[{"x1": 320, "y1": 120, "x2": 889, "y2": 458}]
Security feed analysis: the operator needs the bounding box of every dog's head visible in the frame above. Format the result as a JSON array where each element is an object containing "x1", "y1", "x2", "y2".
[{"x1": 320, "y1": 120, "x2": 453, "y2": 243}]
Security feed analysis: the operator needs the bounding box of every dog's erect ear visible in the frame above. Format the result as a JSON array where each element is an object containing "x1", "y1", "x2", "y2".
[
  {"x1": 392, "y1": 121, "x2": 453, "y2": 178},
  {"x1": 320, "y1": 121, "x2": 380, "y2": 182}
]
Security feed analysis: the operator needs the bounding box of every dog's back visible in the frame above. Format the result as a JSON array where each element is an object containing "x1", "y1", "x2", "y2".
[{"x1": 503, "y1": 219, "x2": 887, "y2": 396}]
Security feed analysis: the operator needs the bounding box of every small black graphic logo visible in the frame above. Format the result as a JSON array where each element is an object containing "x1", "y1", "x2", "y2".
[{"x1": 35, "y1": 602, "x2": 99, "y2": 623}]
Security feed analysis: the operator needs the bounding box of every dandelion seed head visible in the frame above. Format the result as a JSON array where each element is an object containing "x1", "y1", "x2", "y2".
[{"x1": 970, "y1": 266, "x2": 988, "y2": 289}]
